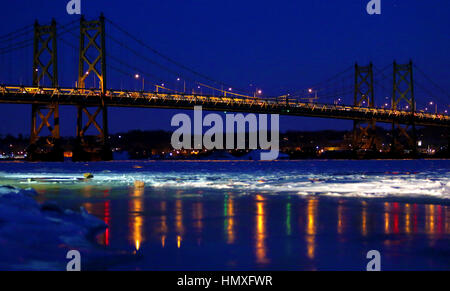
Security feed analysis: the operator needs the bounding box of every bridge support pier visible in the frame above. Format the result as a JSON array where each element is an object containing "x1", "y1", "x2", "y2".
[
  {"x1": 27, "y1": 103, "x2": 63, "y2": 161},
  {"x1": 72, "y1": 104, "x2": 112, "y2": 161}
]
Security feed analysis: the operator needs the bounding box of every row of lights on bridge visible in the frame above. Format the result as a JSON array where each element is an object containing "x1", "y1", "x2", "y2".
[
  {"x1": 132, "y1": 74, "x2": 264, "y2": 96},
  {"x1": 31, "y1": 70, "x2": 446, "y2": 114}
]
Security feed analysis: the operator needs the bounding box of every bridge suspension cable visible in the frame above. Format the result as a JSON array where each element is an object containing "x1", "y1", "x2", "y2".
[
  {"x1": 0, "y1": 19, "x2": 79, "y2": 56},
  {"x1": 0, "y1": 24, "x2": 33, "y2": 41},
  {"x1": 287, "y1": 65, "x2": 353, "y2": 100},
  {"x1": 413, "y1": 64, "x2": 450, "y2": 101},
  {"x1": 104, "y1": 17, "x2": 252, "y2": 95}
]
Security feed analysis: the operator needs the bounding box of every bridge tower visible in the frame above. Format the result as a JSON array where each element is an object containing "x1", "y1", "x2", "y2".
[
  {"x1": 73, "y1": 14, "x2": 112, "y2": 161},
  {"x1": 391, "y1": 60, "x2": 417, "y2": 154},
  {"x1": 27, "y1": 19, "x2": 63, "y2": 161},
  {"x1": 352, "y1": 63, "x2": 378, "y2": 153}
]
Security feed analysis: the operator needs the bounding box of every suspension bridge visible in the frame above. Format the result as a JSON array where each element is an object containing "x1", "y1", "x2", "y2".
[{"x1": 0, "y1": 14, "x2": 449, "y2": 161}]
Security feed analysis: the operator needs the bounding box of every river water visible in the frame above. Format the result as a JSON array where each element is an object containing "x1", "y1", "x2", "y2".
[{"x1": 0, "y1": 160, "x2": 449, "y2": 270}]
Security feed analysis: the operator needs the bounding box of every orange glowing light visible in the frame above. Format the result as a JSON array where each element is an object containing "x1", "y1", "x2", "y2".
[
  {"x1": 306, "y1": 198, "x2": 318, "y2": 259},
  {"x1": 255, "y1": 195, "x2": 268, "y2": 264}
]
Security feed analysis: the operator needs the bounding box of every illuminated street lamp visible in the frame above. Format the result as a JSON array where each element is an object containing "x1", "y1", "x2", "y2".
[
  {"x1": 308, "y1": 88, "x2": 318, "y2": 99},
  {"x1": 34, "y1": 68, "x2": 40, "y2": 86},
  {"x1": 177, "y1": 77, "x2": 186, "y2": 92},
  {"x1": 429, "y1": 101, "x2": 437, "y2": 114},
  {"x1": 134, "y1": 74, "x2": 144, "y2": 90}
]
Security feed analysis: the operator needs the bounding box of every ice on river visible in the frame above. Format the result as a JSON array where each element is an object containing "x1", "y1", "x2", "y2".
[{"x1": 0, "y1": 185, "x2": 134, "y2": 270}]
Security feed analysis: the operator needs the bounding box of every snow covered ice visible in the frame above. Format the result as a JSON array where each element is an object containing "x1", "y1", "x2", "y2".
[{"x1": 0, "y1": 185, "x2": 134, "y2": 270}]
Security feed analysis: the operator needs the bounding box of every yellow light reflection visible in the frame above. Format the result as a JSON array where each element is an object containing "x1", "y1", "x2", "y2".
[
  {"x1": 426, "y1": 204, "x2": 437, "y2": 247},
  {"x1": 426, "y1": 204, "x2": 436, "y2": 235},
  {"x1": 177, "y1": 235, "x2": 182, "y2": 248},
  {"x1": 83, "y1": 202, "x2": 93, "y2": 213},
  {"x1": 255, "y1": 195, "x2": 268, "y2": 264},
  {"x1": 337, "y1": 201, "x2": 344, "y2": 235},
  {"x1": 306, "y1": 198, "x2": 318, "y2": 260},
  {"x1": 361, "y1": 201, "x2": 368, "y2": 237},
  {"x1": 161, "y1": 235, "x2": 166, "y2": 248},
  {"x1": 175, "y1": 199, "x2": 184, "y2": 248},
  {"x1": 129, "y1": 186, "x2": 144, "y2": 252},
  {"x1": 159, "y1": 201, "x2": 168, "y2": 247},
  {"x1": 384, "y1": 202, "x2": 390, "y2": 235},
  {"x1": 404, "y1": 203, "x2": 411, "y2": 234},
  {"x1": 81, "y1": 185, "x2": 93, "y2": 198},
  {"x1": 227, "y1": 196, "x2": 235, "y2": 244}
]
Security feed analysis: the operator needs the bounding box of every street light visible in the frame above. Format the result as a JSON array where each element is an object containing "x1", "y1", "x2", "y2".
[
  {"x1": 429, "y1": 101, "x2": 437, "y2": 114},
  {"x1": 308, "y1": 88, "x2": 318, "y2": 98},
  {"x1": 134, "y1": 74, "x2": 144, "y2": 90},
  {"x1": 177, "y1": 77, "x2": 186, "y2": 92}
]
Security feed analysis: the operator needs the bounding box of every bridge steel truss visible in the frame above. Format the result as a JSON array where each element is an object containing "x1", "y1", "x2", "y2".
[
  {"x1": 28, "y1": 19, "x2": 63, "y2": 161},
  {"x1": 391, "y1": 61, "x2": 417, "y2": 153},
  {"x1": 352, "y1": 63, "x2": 379, "y2": 152},
  {"x1": 0, "y1": 85, "x2": 448, "y2": 126},
  {"x1": 74, "y1": 14, "x2": 111, "y2": 161}
]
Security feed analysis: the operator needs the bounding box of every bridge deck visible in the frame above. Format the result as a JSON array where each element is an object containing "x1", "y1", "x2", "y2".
[{"x1": 0, "y1": 85, "x2": 449, "y2": 127}]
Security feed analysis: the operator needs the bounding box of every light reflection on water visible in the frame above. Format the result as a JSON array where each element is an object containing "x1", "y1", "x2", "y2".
[
  {"x1": 45, "y1": 185, "x2": 445, "y2": 270},
  {"x1": 306, "y1": 198, "x2": 317, "y2": 260},
  {"x1": 129, "y1": 186, "x2": 144, "y2": 251},
  {"x1": 225, "y1": 194, "x2": 235, "y2": 245},
  {"x1": 1, "y1": 160, "x2": 450, "y2": 270},
  {"x1": 255, "y1": 194, "x2": 268, "y2": 264}
]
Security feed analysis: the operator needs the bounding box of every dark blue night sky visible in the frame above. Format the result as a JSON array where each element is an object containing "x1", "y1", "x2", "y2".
[{"x1": 0, "y1": 1, "x2": 449, "y2": 136}]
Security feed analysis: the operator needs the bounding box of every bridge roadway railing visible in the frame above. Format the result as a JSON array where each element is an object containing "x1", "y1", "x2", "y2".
[{"x1": 0, "y1": 85, "x2": 449, "y2": 127}]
